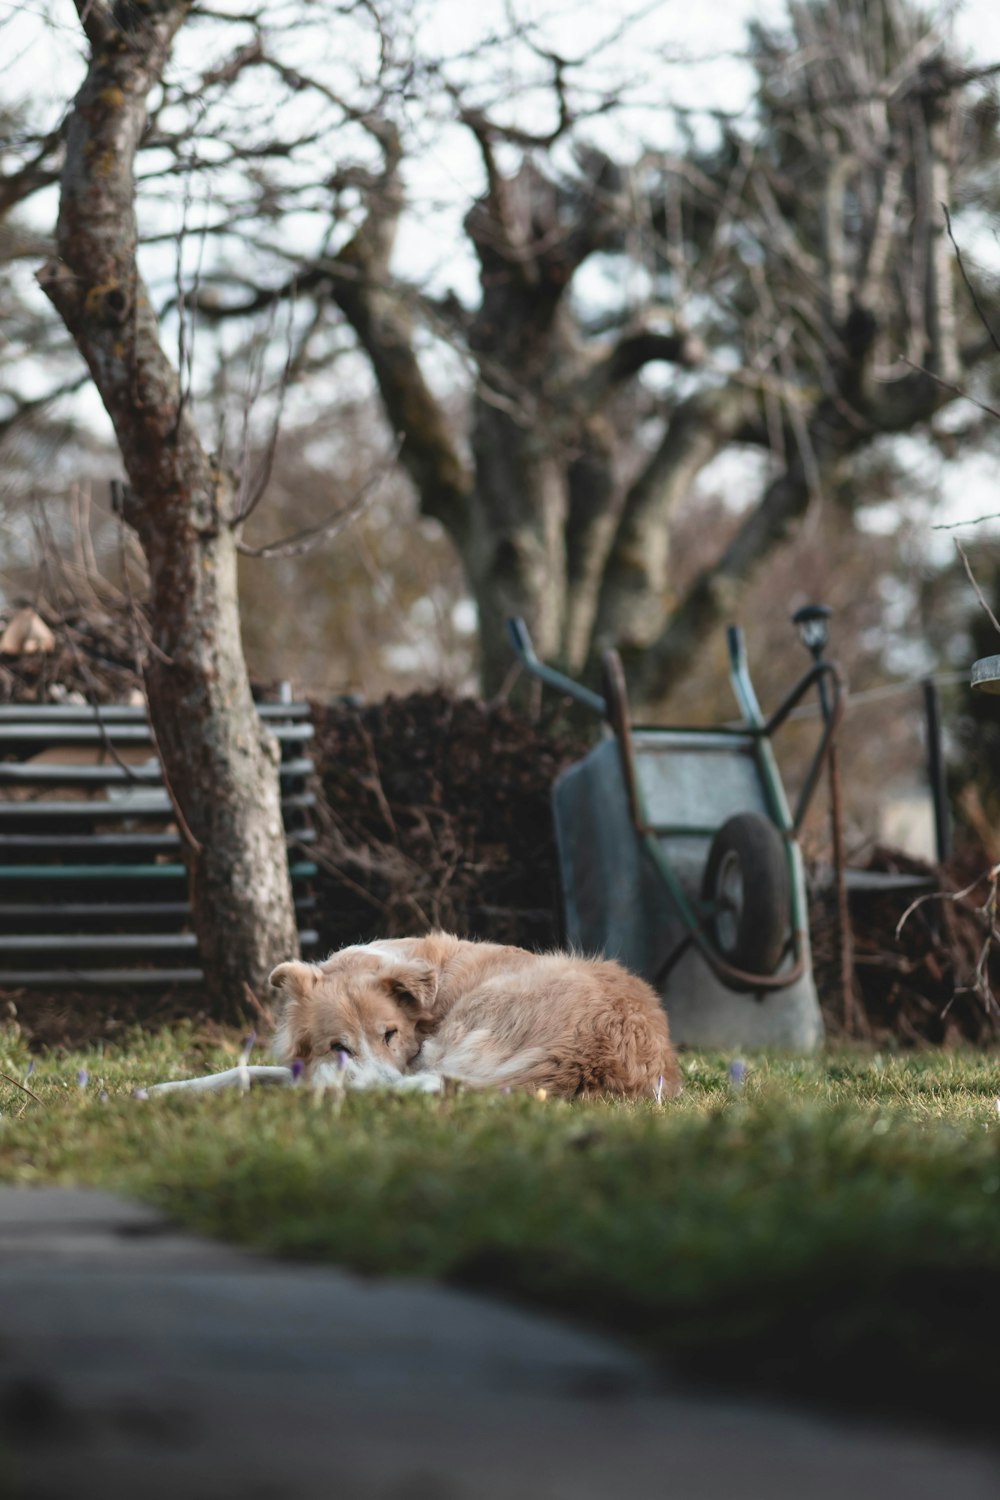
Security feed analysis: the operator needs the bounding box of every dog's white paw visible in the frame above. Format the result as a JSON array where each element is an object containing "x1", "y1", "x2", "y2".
[{"x1": 397, "y1": 1071, "x2": 444, "y2": 1094}]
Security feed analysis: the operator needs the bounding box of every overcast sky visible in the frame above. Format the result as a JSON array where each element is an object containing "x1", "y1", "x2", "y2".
[{"x1": 7, "y1": 0, "x2": 1000, "y2": 286}]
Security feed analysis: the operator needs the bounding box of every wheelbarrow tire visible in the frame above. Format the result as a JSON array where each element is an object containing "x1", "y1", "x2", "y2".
[{"x1": 701, "y1": 813, "x2": 790, "y2": 982}]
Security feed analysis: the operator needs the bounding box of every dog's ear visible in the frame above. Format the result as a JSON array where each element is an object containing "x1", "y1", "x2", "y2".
[
  {"x1": 269, "y1": 960, "x2": 319, "y2": 996},
  {"x1": 386, "y1": 958, "x2": 438, "y2": 1012}
]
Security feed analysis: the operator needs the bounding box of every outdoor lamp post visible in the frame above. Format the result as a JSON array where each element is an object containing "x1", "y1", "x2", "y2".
[
  {"x1": 792, "y1": 602, "x2": 832, "y2": 660},
  {"x1": 793, "y1": 604, "x2": 833, "y2": 720},
  {"x1": 791, "y1": 602, "x2": 856, "y2": 1033}
]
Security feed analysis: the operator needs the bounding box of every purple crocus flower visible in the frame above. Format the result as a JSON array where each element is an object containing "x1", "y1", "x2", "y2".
[
  {"x1": 336, "y1": 1050, "x2": 349, "y2": 1071},
  {"x1": 291, "y1": 1059, "x2": 304, "y2": 1084},
  {"x1": 654, "y1": 1074, "x2": 665, "y2": 1104},
  {"x1": 76, "y1": 1069, "x2": 88, "y2": 1089},
  {"x1": 728, "y1": 1059, "x2": 747, "y2": 1088}
]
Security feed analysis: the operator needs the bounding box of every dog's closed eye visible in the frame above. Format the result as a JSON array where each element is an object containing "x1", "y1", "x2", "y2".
[
  {"x1": 384, "y1": 1028, "x2": 398, "y2": 1044},
  {"x1": 329, "y1": 1041, "x2": 354, "y2": 1057}
]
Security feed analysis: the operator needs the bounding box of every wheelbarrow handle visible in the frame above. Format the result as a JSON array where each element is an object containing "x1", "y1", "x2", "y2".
[
  {"x1": 729, "y1": 622, "x2": 844, "y2": 836},
  {"x1": 726, "y1": 625, "x2": 765, "y2": 727},
  {"x1": 505, "y1": 618, "x2": 607, "y2": 717}
]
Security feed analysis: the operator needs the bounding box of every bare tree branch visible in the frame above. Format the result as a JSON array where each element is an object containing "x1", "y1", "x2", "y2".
[
  {"x1": 237, "y1": 446, "x2": 397, "y2": 559},
  {"x1": 578, "y1": 329, "x2": 706, "y2": 408},
  {"x1": 955, "y1": 538, "x2": 1000, "y2": 638},
  {"x1": 588, "y1": 383, "x2": 759, "y2": 669},
  {"x1": 943, "y1": 204, "x2": 1000, "y2": 358}
]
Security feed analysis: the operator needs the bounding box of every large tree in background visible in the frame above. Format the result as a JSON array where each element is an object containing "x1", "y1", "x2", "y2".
[
  {"x1": 37, "y1": 0, "x2": 298, "y2": 1012},
  {"x1": 185, "y1": 0, "x2": 1000, "y2": 698},
  {"x1": 6, "y1": 0, "x2": 1000, "y2": 724},
  {"x1": 618, "y1": 0, "x2": 1000, "y2": 704}
]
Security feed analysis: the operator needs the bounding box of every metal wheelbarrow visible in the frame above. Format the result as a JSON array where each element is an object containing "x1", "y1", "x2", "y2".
[{"x1": 507, "y1": 620, "x2": 843, "y2": 1050}]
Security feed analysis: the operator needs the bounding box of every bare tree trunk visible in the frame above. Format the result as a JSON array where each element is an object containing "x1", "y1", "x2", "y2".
[
  {"x1": 466, "y1": 400, "x2": 569, "y2": 692},
  {"x1": 630, "y1": 461, "x2": 813, "y2": 704},
  {"x1": 587, "y1": 385, "x2": 758, "y2": 676},
  {"x1": 561, "y1": 415, "x2": 620, "y2": 672},
  {"x1": 628, "y1": 362, "x2": 945, "y2": 707},
  {"x1": 131, "y1": 493, "x2": 298, "y2": 1007},
  {"x1": 39, "y1": 0, "x2": 298, "y2": 1014}
]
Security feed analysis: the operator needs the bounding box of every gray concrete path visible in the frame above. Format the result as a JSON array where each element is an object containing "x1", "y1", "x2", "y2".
[{"x1": 0, "y1": 1187, "x2": 996, "y2": 1499}]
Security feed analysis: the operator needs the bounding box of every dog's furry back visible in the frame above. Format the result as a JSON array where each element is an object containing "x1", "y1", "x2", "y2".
[{"x1": 366, "y1": 933, "x2": 680, "y2": 1099}]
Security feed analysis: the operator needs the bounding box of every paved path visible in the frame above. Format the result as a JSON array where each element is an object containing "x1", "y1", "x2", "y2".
[{"x1": 0, "y1": 1187, "x2": 996, "y2": 1499}]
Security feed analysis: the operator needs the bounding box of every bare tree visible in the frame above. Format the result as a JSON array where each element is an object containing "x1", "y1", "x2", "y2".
[
  {"x1": 612, "y1": 4, "x2": 1000, "y2": 703},
  {"x1": 184, "y1": 0, "x2": 1000, "y2": 699},
  {"x1": 37, "y1": 0, "x2": 298, "y2": 1013},
  {"x1": 8, "y1": 0, "x2": 1000, "y2": 718}
]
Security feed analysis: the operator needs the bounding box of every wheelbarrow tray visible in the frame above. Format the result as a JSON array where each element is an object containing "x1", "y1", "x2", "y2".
[{"x1": 553, "y1": 726, "x2": 823, "y2": 1051}]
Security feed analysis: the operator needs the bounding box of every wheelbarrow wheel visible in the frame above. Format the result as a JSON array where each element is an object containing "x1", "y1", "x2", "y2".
[{"x1": 701, "y1": 813, "x2": 790, "y2": 981}]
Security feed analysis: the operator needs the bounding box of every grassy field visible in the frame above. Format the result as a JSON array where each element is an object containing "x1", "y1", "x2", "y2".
[{"x1": 1, "y1": 1025, "x2": 998, "y2": 1434}]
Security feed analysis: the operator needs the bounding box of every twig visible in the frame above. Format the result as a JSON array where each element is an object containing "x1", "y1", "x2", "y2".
[
  {"x1": 242, "y1": 981, "x2": 275, "y2": 1031},
  {"x1": 28, "y1": 499, "x2": 143, "y2": 782},
  {"x1": 171, "y1": 160, "x2": 196, "y2": 441},
  {"x1": 894, "y1": 862, "x2": 1000, "y2": 1020},
  {"x1": 234, "y1": 282, "x2": 302, "y2": 526},
  {"x1": 236, "y1": 449, "x2": 393, "y2": 559},
  {"x1": 895, "y1": 356, "x2": 1000, "y2": 424},
  {"x1": 954, "y1": 538, "x2": 1000, "y2": 638},
  {"x1": 895, "y1": 863, "x2": 1000, "y2": 942},
  {"x1": 354, "y1": 716, "x2": 399, "y2": 841},
  {"x1": 942, "y1": 204, "x2": 1000, "y2": 357},
  {"x1": 117, "y1": 517, "x2": 204, "y2": 856},
  {"x1": 0, "y1": 1071, "x2": 42, "y2": 1106},
  {"x1": 932, "y1": 511, "x2": 1000, "y2": 531}
]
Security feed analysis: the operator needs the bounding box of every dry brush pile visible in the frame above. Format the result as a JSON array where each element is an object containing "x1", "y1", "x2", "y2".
[
  {"x1": 310, "y1": 691, "x2": 589, "y2": 954},
  {"x1": 0, "y1": 604, "x2": 143, "y2": 705},
  {"x1": 811, "y1": 847, "x2": 1000, "y2": 1047}
]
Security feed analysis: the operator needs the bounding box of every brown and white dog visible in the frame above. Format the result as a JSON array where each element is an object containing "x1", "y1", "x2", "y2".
[{"x1": 269, "y1": 933, "x2": 680, "y2": 1100}]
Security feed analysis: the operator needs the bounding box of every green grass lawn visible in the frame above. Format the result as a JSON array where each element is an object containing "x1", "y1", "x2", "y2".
[{"x1": 2, "y1": 1026, "x2": 999, "y2": 1434}]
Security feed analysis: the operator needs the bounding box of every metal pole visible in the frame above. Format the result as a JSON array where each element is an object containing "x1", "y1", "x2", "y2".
[
  {"x1": 813, "y1": 644, "x2": 855, "y2": 1035},
  {"x1": 827, "y1": 742, "x2": 858, "y2": 1035},
  {"x1": 923, "y1": 678, "x2": 950, "y2": 864}
]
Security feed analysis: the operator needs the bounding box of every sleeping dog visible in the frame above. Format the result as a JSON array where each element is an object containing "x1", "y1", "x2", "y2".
[
  {"x1": 272, "y1": 933, "x2": 679, "y2": 1099},
  {"x1": 150, "y1": 933, "x2": 679, "y2": 1101}
]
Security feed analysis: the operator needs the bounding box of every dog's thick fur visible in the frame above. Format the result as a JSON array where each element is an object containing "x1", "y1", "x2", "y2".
[{"x1": 270, "y1": 933, "x2": 680, "y2": 1100}]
